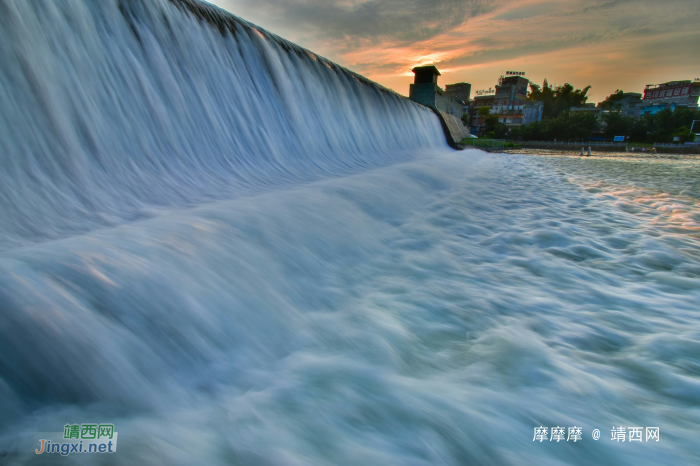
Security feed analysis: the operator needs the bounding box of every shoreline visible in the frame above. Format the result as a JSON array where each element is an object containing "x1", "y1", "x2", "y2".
[{"x1": 501, "y1": 148, "x2": 700, "y2": 160}]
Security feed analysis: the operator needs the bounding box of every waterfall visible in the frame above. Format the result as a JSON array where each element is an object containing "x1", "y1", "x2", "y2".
[{"x1": 0, "y1": 0, "x2": 445, "y2": 251}]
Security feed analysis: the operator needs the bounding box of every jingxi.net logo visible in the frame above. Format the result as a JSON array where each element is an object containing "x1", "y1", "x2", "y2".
[{"x1": 35, "y1": 423, "x2": 117, "y2": 456}]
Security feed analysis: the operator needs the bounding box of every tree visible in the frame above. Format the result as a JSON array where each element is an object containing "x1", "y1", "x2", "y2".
[
  {"x1": 627, "y1": 116, "x2": 651, "y2": 142},
  {"x1": 511, "y1": 111, "x2": 599, "y2": 141},
  {"x1": 527, "y1": 82, "x2": 555, "y2": 112},
  {"x1": 620, "y1": 107, "x2": 700, "y2": 143},
  {"x1": 516, "y1": 82, "x2": 700, "y2": 143},
  {"x1": 476, "y1": 106, "x2": 507, "y2": 138},
  {"x1": 553, "y1": 83, "x2": 591, "y2": 113},
  {"x1": 482, "y1": 114, "x2": 508, "y2": 139},
  {"x1": 601, "y1": 112, "x2": 635, "y2": 140},
  {"x1": 674, "y1": 126, "x2": 696, "y2": 143},
  {"x1": 484, "y1": 114, "x2": 499, "y2": 128},
  {"x1": 492, "y1": 123, "x2": 509, "y2": 139},
  {"x1": 527, "y1": 83, "x2": 545, "y2": 102},
  {"x1": 527, "y1": 80, "x2": 591, "y2": 120},
  {"x1": 599, "y1": 90, "x2": 626, "y2": 110}
]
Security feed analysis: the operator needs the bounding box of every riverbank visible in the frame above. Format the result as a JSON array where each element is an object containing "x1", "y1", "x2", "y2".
[{"x1": 502, "y1": 148, "x2": 700, "y2": 160}]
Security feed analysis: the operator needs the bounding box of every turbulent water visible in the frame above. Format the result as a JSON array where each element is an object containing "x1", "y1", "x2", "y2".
[{"x1": 1, "y1": 1, "x2": 700, "y2": 465}]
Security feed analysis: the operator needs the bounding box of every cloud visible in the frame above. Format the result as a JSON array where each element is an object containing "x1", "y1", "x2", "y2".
[
  {"x1": 492, "y1": 1, "x2": 560, "y2": 20},
  {"x1": 209, "y1": 0, "x2": 700, "y2": 101},
  {"x1": 215, "y1": 0, "x2": 496, "y2": 47}
]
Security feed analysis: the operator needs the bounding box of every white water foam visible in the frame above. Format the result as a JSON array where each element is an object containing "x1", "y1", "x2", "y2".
[{"x1": 2, "y1": 152, "x2": 699, "y2": 465}]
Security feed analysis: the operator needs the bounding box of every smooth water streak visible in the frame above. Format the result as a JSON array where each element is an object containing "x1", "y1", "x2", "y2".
[{"x1": 0, "y1": 0, "x2": 445, "y2": 252}]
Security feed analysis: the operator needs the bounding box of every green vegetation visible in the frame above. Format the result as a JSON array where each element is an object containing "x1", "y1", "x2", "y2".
[
  {"x1": 601, "y1": 107, "x2": 700, "y2": 143},
  {"x1": 477, "y1": 80, "x2": 597, "y2": 141},
  {"x1": 511, "y1": 111, "x2": 599, "y2": 141},
  {"x1": 459, "y1": 137, "x2": 481, "y2": 145},
  {"x1": 459, "y1": 138, "x2": 506, "y2": 151},
  {"x1": 500, "y1": 80, "x2": 700, "y2": 143},
  {"x1": 527, "y1": 80, "x2": 591, "y2": 119},
  {"x1": 460, "y1": 138, "x2": 519, "y2": 149},
  {"x1": 598, "y1": 90, "x2": 626, "y2": 110},
  {"x1": 477, "y1": 106, "x2": 508, "y2": 139}
]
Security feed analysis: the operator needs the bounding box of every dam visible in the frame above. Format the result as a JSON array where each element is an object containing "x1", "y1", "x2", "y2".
[{"x1": 0, "y1": 1, "x2": 699, "y2": 465}]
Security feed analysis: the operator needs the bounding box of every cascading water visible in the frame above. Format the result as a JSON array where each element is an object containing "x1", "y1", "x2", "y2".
[
  {"x1": 1, "y1": 1, "x2": 699, "y2": 465},
  {"x1": 0, "y1": 0, "x2": 446, "y2": 251}
]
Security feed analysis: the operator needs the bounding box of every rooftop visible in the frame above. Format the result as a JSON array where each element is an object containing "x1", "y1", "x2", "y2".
[
  {"x1": 412, "y1": 66, "x2": 441, "y2": 76},
  {"x1": 645, "y1": 81, "x2": 692, "y2": 89}
]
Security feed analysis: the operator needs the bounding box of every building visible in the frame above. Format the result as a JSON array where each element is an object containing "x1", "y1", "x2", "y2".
[
  {"x1": 619, "y1": 93, "x2": 643, "y2": 117},
  {"x1": 570, "y1": 103, "x2": 602, "y2": 117},
  {"x1": 596, "y1": 93, "x2": 643, "y2": 116},
  {"x1": 641, "y1": 103, "x2": 687, "y2": 116},
  {"x1": 445, "y1": 83, "x2": 472, "y2": 105},
  {"x1": 469, "y1": 74, "x2": 543, "y2": 130},
  {"x1": 409, "y1": 66, "x2": 470, "y2": 145},
  {"x1": 599, "y1": 92, "x2": 643, "y2": 118},
  {"x1": 571, "y1": 103, "x2": 598, "y2": 111},
  {"x1": 445, "y1": 83, "x2": 472, "y2": 122},
  {"x1": 523, "y1": 101, "x2": 544, "y2": 125},
  {"x1": 642, "y1": 80, "x2": 700, "y2": 108},
  {"x1": 409, "y1": 66, "x2": 464, "y2": 120},
  {"x1": 639, "y1": 80, "x2": 700, "y2": 116}
]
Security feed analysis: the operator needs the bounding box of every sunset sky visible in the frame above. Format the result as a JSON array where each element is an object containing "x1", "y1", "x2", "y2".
[{"x1": 211, "y1": 0, "x2": 700, "y2": 103}]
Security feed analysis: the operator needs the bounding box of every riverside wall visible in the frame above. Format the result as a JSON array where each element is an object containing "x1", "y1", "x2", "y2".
[
  {"x1": 515, "y1": 142, "x2": 700, "y2": 154},
  {"x1": 651, "y1": 146, "x2": 700, "y2": 154},
  {"x1": 517, "y1": 142, "x2": 628, "y2": 152},
  {"x1": 438, "y1": 110, "x2": 471, "y2": 144}
]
